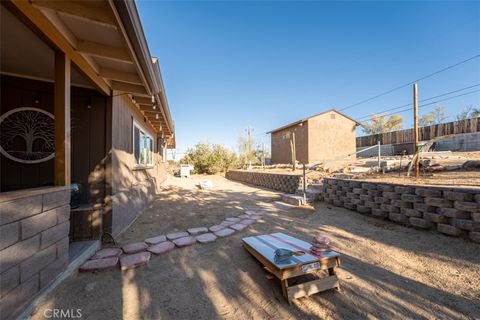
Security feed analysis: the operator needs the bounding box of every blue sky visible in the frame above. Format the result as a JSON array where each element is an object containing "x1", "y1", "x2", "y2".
[{"x1": 137, "y1": 1, "x2": 480, "y2": 157}]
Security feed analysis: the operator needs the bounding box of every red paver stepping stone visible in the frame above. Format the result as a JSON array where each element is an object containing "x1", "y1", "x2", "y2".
[
  {"x1": 214, "y1": 228, "x2": 235, "y2": 237},
  {"x1": 80, "y1": 257, "x2": 118, "y2": 272},
  {"x1": 196, "y1": 233, "x2": 217, "y2": 244},
  {"x1": 187, "y1": 227, "x2": 208, "y2": 235},
  {"x1": 209, "y1": 225, "x2": 225, "y2": 233},
  {"x1": 91, "y1": 248, "x2": 122, "y2": 259},
  {"x1": 226, "y1": 217, "x2": 241, "y2": 222},
  {"x1": 241, "y1": 219, "x2": 256, "y2": 226},
  {"x1": 122, "y1": 242, "x2": 148, "y2": 254},
  {"x1": 220, "y1": 220, "x2": 236, "y2": 227},
  {"x1": 145, "y1": 235, "x2": 167, "y2": 245},
  {"x1": 230, "y1": 223, "x2": 247, "y2": 231},
  {"x1": 166, "y1": 231, "x2": 189, "y2": 240},
  {"x1": 238, "y1": 214, "x2": 250, "y2": 219},
  {"x1": 173, "y1": 236, "x2": 197, "y2": 247},
  {"x1": 147, "y1": 241, "x2": 175, "y2": 255},
  {"x1": 120, "y1": 252, "x2": 151, "y2": 270}
]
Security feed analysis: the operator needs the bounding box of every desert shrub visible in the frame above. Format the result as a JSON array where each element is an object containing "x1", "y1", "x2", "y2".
[{"x1": 180, "y1": 143, "x2": 237, "y2": 174}]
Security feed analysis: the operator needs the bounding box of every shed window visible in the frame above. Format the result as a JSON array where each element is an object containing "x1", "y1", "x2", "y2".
[
  {"x1": 133, "y1": 122, "x2": 153, "y2": 167},
  {"x1": 330, "y1": 113, "x2": 336, "y2": 119}
]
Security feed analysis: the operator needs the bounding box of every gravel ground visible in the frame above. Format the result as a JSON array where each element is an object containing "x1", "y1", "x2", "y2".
[{"x1": 29, "y1": 175, "x2": 480, "y2": 320}]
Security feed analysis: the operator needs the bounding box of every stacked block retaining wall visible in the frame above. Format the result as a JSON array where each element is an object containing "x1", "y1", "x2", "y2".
[
  {"x1": 226, "y1": 170, "x2": 302, "y2": 194},
  {"x1": 0, "y1": 187, "x2": 70, "y2": 319},
  {"x1": 322, "y1": 178, "x2": 480, "y2": 243}
]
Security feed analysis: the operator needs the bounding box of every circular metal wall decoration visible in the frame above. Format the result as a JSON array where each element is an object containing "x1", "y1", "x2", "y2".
[{"x1": 0, "y1": 107, "x2": 55, "y2": 164}]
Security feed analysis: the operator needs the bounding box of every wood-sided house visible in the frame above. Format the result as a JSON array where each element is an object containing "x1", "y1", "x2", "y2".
[{"x1": 0, "y1": 1, "x2": 174, "y2": 318}]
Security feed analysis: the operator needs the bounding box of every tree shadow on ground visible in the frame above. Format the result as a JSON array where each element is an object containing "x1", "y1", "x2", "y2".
[{"x1": 29, "y1": 177, "x2": 480, "y2": 320}]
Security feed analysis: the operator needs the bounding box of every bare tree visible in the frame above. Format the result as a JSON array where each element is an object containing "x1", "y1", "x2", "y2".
[
  {"x1": 1, "y1": 110, "x2": 54, "y2": 160},
  {"x1": 419, "y1": 106, "x2": 449, "y2": 126},
  {"x1": 456, "y1": 106, "x2": 475, "y2": 121},
  {"x1": 361, "y1": 113, "x2": 403, "y2": 135}
]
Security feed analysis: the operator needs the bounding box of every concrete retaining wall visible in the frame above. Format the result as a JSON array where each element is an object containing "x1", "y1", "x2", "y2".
[
  {"x1": 322, "y1": 178, "x2": 480, "y2": 243},
  {"x1": 0, "y1": 187, "x2": 70, "y2": 319},
  {"x1": 226, "y1": 170, "x2": 302, "y2": 194}
]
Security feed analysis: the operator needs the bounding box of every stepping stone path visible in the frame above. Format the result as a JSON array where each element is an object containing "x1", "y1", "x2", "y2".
[
  {"x1": 147, "y1": 241, "x2": 175, "y2": 255},
  {"x1": 80, "y1": 257, "x2": 119, "y2": 272},
  {"x1": 81, "y1": 208, "x2": 268, "y2": 273},
  {"x1": 220, "y1": 220, "x2": 236, "y2": 227},
  {"x1": 187, "y1": 227, "x2": 208, "y2": 235},
  {"x1": 241, "y1": 219, "x2": 256, "y2": 226},
  {"x1": 214, "y1": 228, "x2": 235, "y2": 237},
  {"x1": 120, "y1": 252, "x2": 151, "y2": 271},
  {"x1": 91, "y1": 248, "x2": 122, "y2": 259},
  {"x1": 196, "y1": 233, "x2": 217, "y2": 244},
  {"x1": 173, "y1": 236, "x2": 197, "y2": 247},
  {"x1": 166, "y1": 231, "x2": 189, "y2": 240},
  {"x1": 122, "y1": 242, "x2": 148, "y2": 254},
  {"x1": 230, "y1": 223, "x2": 247, "y2": 231},
  {"x1": 145, "y1": 235, "x2": 167, "y2": 245},
  {"x1": 209, "y1": 225, "x2": 225, "y2": 233}
]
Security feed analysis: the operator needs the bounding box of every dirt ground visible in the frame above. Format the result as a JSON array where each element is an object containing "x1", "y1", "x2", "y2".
[
  {"x1": 361, "y1": 171, "x2": 480, "y2": 188},
  {"x1": 30, "y1": 175, "x2": 480, "y2": 320}
]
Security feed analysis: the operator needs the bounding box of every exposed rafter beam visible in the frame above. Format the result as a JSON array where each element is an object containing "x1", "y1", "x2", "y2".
[
  {"x1": 8, "y1": 0, "x2": 110, "y2": 95},
  {"x1": 134, "y1": 96, "x2": 155, "y2": 105},
  {"x1": 77, "y1": 40, "x2": 132, "y2": 63},
  {"x1": 99, "y1": 68, "x2": 142, "y2": 85},
  {"x1": 31, "y1": 0, "x2": 116, "y2": 27},
  {"x1": 139, "y1": 105, "x2": 156, "y2": 112},
  {"x1": 111, "y1": 81, "x2": 147, "y2": 95}
]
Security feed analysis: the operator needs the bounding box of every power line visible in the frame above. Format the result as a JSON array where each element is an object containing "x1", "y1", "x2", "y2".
[
  {"x1": 356, "y1": 83, "x2": 480, "y2": 120},
  {"x1": 357, "y1": 88, "x2": 480, "y2": 122},
  {"x1": 340, "y1": 54, "x2": 480, "y2": 112}
]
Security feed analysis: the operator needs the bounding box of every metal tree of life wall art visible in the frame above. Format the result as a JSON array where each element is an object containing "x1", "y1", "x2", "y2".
[{"x1": 0, "y1": 107, "x2": 55, "y2": 164}]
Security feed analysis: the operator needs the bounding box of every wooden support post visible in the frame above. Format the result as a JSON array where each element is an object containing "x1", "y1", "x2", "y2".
[
  {"x1": 54, "y1": 50, "x2": 71, "y2": 186},
  {"x1": 291, "y1": 131, "x2": 296, "y2": 171},
  {"x1": 413, "y1": 83, "x2": 419, "y2": 178}
]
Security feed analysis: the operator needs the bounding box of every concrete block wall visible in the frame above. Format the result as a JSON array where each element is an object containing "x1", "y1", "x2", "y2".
[
  {"x1": 323, "y1": 178, "x2": 480, "y2": 243},
  {"x1": 0, "y1": 187, "x2": 70, "y2": 319},
  {"x1": 226, "y1": 170, "x2": 302, "y2": 194}
]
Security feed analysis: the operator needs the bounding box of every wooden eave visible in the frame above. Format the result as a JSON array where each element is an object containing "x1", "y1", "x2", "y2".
[{"x1": 8, "y1": 0, "x2": 174, "y2": 137}]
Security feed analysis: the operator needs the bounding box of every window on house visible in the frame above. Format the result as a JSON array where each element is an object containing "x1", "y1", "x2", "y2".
[{"x1": 133, "y1": 122, "x2": 153, "y2": 167}]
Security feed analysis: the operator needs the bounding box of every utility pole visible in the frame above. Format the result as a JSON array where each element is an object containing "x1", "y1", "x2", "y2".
[
  {"x1": 413, "y1": 83, "x2": 419, "y2": 178},
  {"x1": 246, "y1": 126, "x2": 254, "y2": 168},
  {"x1": 261, "y1": 142, "x2": 265, "y2": 169}
]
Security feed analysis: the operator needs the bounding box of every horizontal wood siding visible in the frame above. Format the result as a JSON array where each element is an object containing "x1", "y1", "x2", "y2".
[{"x1": 356, "y1": 118, "x2": 480, "y2": 147}]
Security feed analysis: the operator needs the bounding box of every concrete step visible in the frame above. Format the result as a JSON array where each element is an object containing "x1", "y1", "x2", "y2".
[
  {"x1": 308, "y1": 183, "x2": 324, "y2": 191},
  {"x1": 281, "y1": 194, "x2": 307, "y2": 206},
  {"x1": 295, "y1": 188, "x2": 322, "y2": 200}
]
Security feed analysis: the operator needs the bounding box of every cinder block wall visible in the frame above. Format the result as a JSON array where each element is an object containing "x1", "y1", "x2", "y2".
[
  {"x1": 322, "y1": 178, "x2": 480, "y2": 243},
  {"x1": 226, "y1": 170, "x2": 302, "y2": 194},
  {"x1": 0, "y1": 187, "x2": 70, "y2": 319}
]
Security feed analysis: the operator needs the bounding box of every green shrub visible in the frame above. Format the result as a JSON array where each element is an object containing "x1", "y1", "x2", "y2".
[{"x1": 180, "y1": 143, "x2": 237, "y2": 174}]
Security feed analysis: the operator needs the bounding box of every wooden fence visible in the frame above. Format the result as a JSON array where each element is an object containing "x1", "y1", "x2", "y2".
[{"x1": 356, "y1": 118, "x2": 480, "y2": 147}]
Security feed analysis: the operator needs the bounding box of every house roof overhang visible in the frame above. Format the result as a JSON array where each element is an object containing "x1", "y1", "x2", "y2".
[{"x1": 6, "y1": 0, "x2": 174, "y2": 138}]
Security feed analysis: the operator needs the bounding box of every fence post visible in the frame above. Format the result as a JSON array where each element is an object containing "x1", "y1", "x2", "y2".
[
  {"x1": 377, "y1": 140, "x2": 381, "y2": 170},
  {"x1": 303, "y1": 164, "x2": 306, "y2": 204}
]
